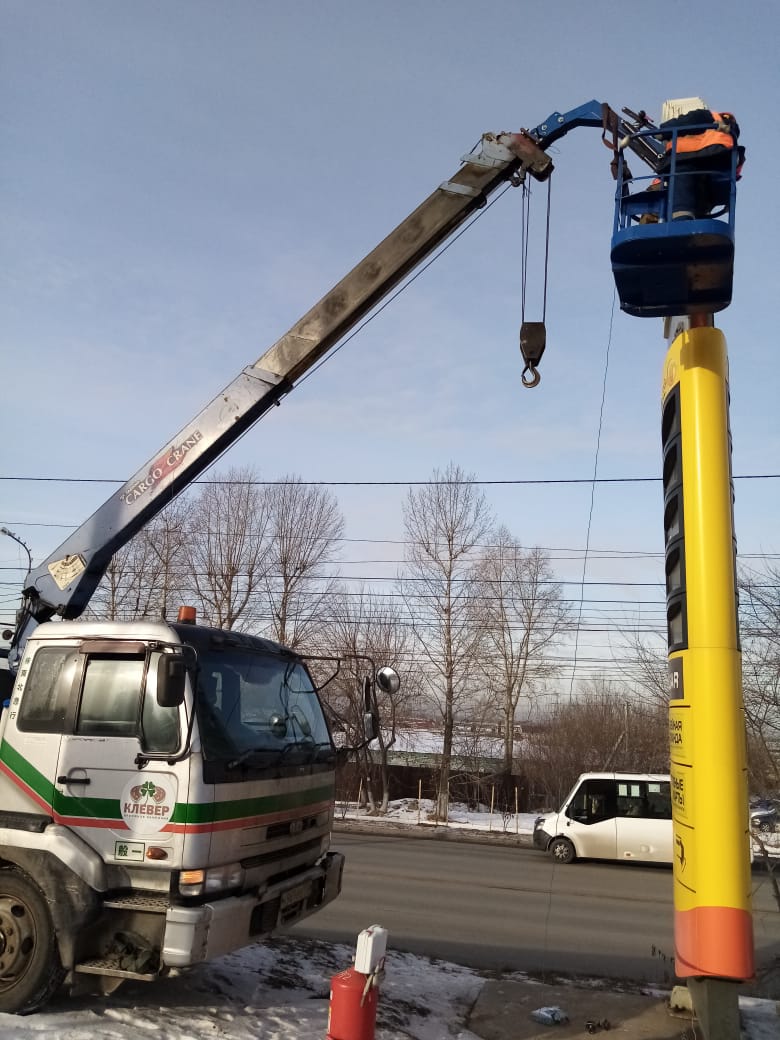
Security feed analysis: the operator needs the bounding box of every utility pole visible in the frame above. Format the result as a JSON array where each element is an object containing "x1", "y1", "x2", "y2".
[{"x1": 662, "y1": 315, "x2": 752, "y2": 1039}]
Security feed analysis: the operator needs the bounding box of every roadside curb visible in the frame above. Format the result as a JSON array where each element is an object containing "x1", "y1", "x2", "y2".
[{"x1": 334, "y1": 816, "x2": 534, "y2": 848}]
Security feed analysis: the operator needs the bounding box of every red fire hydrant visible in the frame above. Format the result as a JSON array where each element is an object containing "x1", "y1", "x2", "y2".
[
  {"x1": 326, "y1": 966, "x2": 379, "y2": 1040},
  {"x1": 326, "y1": 925, "x2": 387, "y2": 1040}
]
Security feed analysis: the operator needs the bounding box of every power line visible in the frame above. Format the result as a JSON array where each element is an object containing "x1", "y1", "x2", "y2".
[
  {"x1": 0, "y1": 564, "x2": 667, "y2": 586},
  {"x1": 2, "y1": 525, "x2": 779, "y2": 563},
  {"x1": 568, "y1": 288, "x2": 615, "y2": 702},
  {"x1": 4, "y1": 472, "x2": 780, "y2": 486}
]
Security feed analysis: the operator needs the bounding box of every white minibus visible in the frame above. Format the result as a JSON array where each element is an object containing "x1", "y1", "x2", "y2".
[{"x1": 533, "y1": 772, "x2": 673, "y2": 865}]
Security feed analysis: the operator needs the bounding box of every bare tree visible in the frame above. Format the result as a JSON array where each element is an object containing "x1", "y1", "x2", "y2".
[
  {"x1": 620, "y1": 564, "x2": 780, "y2": 792},
  {"x1": 90, "y1": 501, "x2": 188, "y2": 621},
  {"x1": 401, "y1": 463, "x2": 493, "y2": 820},
  {"x1": 312, "y1": 586, "x2": 419, "y2": 813},
  {"x1": 448, "y1": 696, "x2": 505, "y2": 811},
  {"x1": 182, "y1": 466, "x2": 272, "y2": 630},
  {"x1": 471, "y1": 529, "x2": 571, "y2": 783},
  {"x1": 261, "y1": 477, "x2": 344, "y2": 650},
  {"x1": 525, "y1": 684, "x2": 668, "y2": 807},
  {"x1": 617, "y1": 631, "x2": 670, "y2": 709},
  {"x1": 738, "y1": 563, "x2": 780, "y2": 790}
]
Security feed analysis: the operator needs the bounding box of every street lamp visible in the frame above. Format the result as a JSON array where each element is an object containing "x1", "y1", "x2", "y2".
[{"x1": 0, "y1": 527, "x2": 32, "y2": 574}]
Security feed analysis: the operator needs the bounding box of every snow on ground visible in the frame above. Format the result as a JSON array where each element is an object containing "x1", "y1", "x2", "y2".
[
  {"x1": 336, "y1": 796, "x2": 540, "y2": 837},
  {"x1": 0, "y1": 936, "x2": 484, "y2": 1040},
  {"x1": 3, "y1": 935, "x2": 776, "y2": 1040}
]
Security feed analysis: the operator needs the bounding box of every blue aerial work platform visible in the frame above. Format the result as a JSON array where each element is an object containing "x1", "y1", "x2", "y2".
[{"x1": 610, "y1": 125, "x2": 737, "y2": 318}]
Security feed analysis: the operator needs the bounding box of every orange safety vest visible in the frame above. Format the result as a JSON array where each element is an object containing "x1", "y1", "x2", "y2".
[{"x1": 665, "y1": 111, "x2": 735, "y2": 155}]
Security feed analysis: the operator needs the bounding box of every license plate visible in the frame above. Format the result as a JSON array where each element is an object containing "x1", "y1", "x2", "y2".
[{"x1": 280, "y1": 881, "x2": 310, "y2": 909}]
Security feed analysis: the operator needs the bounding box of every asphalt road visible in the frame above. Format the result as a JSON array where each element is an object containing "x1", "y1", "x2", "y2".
[{"x1": 292, "y1": 830, "x2": 780, "y2": 983}]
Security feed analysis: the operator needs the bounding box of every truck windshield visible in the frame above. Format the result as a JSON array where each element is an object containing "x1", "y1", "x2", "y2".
[{"x1": 194, "y1": 649, "x2": 332, "y2": 766}]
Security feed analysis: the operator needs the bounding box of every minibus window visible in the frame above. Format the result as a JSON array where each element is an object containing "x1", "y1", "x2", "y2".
[
  {"x1": 617, "y1": 781, "x2": 647, "y2": 817},
  {"x1": 566, "y1": 778, "x2": 616, "y2": 824},
  {"x1": 647, "y1": 781, "x2": 673, "y2": 819}
]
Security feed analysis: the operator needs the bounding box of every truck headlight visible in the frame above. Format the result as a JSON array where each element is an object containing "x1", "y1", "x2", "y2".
[{"x1": 179, "y1": 862, "x2": 244, "y2": 897}]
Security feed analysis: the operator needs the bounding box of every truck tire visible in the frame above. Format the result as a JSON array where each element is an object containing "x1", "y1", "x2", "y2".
[
  {"x1": 0, "y1": 867, "x2": 65, "y2": 1014},
  {"x1": 549, "y1": 836, "x2": 576, "y2": 864}
]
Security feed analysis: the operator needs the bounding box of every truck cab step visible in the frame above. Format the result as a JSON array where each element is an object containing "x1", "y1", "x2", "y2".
[
  {"x1": 102, "y1": 893, "x2": 170, "y2": 913},
  {"x1": 74, "y1": 957, "x2": 157, "y2": 982}
]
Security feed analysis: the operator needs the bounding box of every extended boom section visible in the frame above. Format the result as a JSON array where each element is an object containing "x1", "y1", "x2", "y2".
[{"x1": 14, "y1": 128, "x2": 552, "y2": 648}]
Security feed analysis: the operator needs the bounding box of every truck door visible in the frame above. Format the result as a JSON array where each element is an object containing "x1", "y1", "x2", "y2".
[
  {"x1": 1, "y1": 643, "x2": 77, "y2": 818},
  {"x1": 54, "y1": 642, "x2": 187, "y2": 871},
  {"x1": 563, "y1": 777, "x2": 618, "y2": 860}
]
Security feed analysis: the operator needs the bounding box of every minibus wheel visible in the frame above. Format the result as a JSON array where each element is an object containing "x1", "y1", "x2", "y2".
[{"x1": 550, "y1": 837, "x2": 576, "y2": 864}]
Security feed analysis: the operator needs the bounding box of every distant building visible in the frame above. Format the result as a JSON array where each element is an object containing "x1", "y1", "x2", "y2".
[{"x1": 359, "y1": 722, "x2": 535, "y2": 808}]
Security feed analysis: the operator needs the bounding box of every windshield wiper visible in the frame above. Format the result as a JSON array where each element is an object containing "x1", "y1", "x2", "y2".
[
  {"x1": 226, "y1": 746, "x2": 276, "y2": 770},
  {"x1": 278, "y1": 739, "x2": 333, "y2": 765},
  {"x1": 227, "y1": 739, "x2": 333, "y2": 770}
]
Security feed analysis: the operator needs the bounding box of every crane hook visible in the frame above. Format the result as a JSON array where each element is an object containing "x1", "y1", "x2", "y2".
[
  {"x1": 521, "y1": 363, "x2": 541, "y2": 388},
  {"x1": 519, "y1": 321, "x2": 546, "y2": 390}
]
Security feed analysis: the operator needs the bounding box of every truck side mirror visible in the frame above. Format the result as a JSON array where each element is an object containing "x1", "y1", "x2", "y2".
[
  {"x1": 363, "y1": 711, "x2": 378, "y2": 743},
  {"x1": 157, "y1": 655, "x2": 186, "y2": 708},
  {"x1": 375, "y1": 666, "x2": 400, "y2": 697},
  {"x1": 360, "y1": 667, "x2": 400, "y2": 744},
  {"x1": 361, "y1": 676, "x2": 379, "y2": 743}
]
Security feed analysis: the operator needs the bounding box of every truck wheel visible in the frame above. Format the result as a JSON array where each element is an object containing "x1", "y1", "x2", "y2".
[
  {"x1": 0, "y1": 868, "x2": 65, "y2": 1014},
  {"x1": 550, "y1": 837, "x2": 576, "y2": 864}
]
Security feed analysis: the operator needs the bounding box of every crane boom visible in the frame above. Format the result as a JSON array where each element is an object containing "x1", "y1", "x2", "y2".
[
  {"x1": 15, "y1": 127, "x2": 556, "y2": 638},
  {"x1": 11, "y1": 100, "x2": 669, "y2": 660}
]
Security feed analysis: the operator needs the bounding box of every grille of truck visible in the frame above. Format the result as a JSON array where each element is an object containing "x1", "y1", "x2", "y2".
[
  {"x1": 265, "y1": 814, "x2": 321, "y2": 840},
  {"x1": 241, "y1": 835, "x2": 322, "y2": 871}
]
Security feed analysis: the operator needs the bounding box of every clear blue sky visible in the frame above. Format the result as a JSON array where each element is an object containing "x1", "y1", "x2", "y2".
[{"x1": 2, "y1": 1, "x2": 778, "y2": 683}]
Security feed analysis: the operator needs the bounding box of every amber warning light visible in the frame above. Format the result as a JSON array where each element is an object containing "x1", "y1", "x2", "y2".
[{"x1": 177, "y1": 606, "x2": 197, "y2": 624}]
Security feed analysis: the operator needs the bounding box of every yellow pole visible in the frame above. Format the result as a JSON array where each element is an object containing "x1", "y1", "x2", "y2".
[{"x1": 662, "y1": 324, "x2": 753, "y2": 981}]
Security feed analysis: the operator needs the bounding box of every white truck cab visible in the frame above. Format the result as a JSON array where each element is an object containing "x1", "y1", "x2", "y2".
[{"x1": 0, "y1": 614, "x2": 352, "y2": 1012}]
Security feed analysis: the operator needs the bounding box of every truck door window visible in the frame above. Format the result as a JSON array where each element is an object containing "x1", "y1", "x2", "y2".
[
  {"x1": 141, "y1": 653, "x2": 181, "y2": 753},
  {"x1": 77, "y1": 655, "x2": 143, "y2": 736},
  {"x1": 17, "y1": 646, "x2": 78, "y2": 732}
]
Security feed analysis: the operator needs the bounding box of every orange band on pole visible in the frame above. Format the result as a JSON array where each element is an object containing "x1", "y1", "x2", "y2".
[{"x1": 674, "y1": 905, "x2": 754, "y2": 979}]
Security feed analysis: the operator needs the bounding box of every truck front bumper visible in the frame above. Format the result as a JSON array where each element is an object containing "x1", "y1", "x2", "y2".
[{"x1": 162, "y1": 850, "x2": 345, "y2": 967}]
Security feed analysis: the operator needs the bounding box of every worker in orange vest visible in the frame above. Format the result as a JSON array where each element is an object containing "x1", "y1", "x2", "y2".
[{"x1": 657, "y1": 108, "x2": 744, "y2": 219}]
